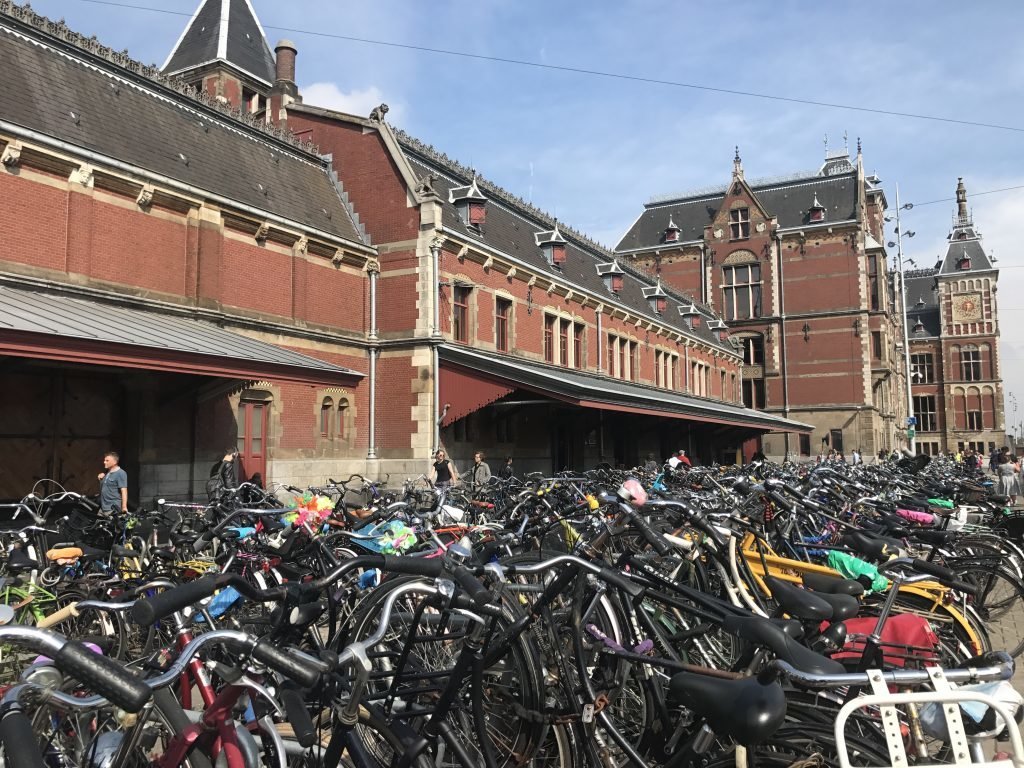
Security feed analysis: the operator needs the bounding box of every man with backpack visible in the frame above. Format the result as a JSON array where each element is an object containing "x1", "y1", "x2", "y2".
[{"x1": 207, "y1": 450, "x2": 238, "y2": 500}]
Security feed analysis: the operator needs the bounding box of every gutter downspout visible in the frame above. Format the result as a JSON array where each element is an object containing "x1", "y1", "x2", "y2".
[
  {"x1": 776, "y1": 232, "x2": 791, "y2": 460},
  {"x1": 366, "y1": 262, "x2": 379, "y2": 460},
  {"x1": 430, "y1": 236, "x2": 443, "y2": 453},
  {"x1": 597, "y1": 308, "x2": 603, "y2": 372},
  {"x1": 699, "y1": 244, "x2": 707, "y2": 304}
]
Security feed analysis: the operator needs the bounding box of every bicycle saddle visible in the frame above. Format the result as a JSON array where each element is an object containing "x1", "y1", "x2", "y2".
[
  {"x1": 840, "y1": 530, "x2": 902, "y2": 560},
  {"x1": 111, "y1": 545, "x2": 140, "y2": 559},
  {"x1": 763, "y1": 576, "x2": 833, "y2": 621},
  {"x1": 669, "y1": 671, "x2": 786, "y2": 746},
  {"x1": 722, "y1": 615, "x2": 846, "y2": 676},
  {"x1": 804, "y1": 589, "x2": 859, "y2": 622},
  {"x1": 800, "y1": 571, "x2": 864, "y2": 596}
]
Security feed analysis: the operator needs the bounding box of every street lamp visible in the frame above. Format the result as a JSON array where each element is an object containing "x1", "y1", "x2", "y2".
[
  {"x1": 1010, "y1": 393, "x2": 1019, "y2": 448},
  {"x1": 889, "y1": 185, "x2": 916, "y2": 454}
]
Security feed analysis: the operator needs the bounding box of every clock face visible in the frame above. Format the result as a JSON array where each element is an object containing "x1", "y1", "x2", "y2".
[{"x1": 952, "y1": 293, "x2": 983, "y2": 322}]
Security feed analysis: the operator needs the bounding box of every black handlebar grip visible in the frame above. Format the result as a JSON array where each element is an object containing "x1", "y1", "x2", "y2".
[
  {"x1": 380, "y1": 555, "x2": 444, "y2": 579},
  {"x1": 251, "y1": 640, "x2": 321, "y2": 689},
  {"x1": 131, "y1": 576, "x2": 219, "y2": 625},
  {"x1": 597, "y1": 566, "x2": 644, "y2": 599},
  {"x1": 784, "y1": 483, "x2": 805, "y2": 499},
  {"x1": 0, "y1": 711, "x2": 45, "y2": 768},
  {"x1": 53, "y1": 641, "x2": 152, "y2": 713},
  {"x1": 279, "y1": 686, "x2": 317, "y2": 748},
  {"x1": 767, "y1": 491, "x2": 796, "y2": 513},
  {"x1": 948, "y1": 579, "x2": 982, "y2": 600},
  {"x1": 625, "y1": 509, "x2": 671, "y2": 557},
  {"x1": 911, "y1": 559, "x2": 957, "y2": 582},
  {"x1": 450, "y1": 565, "x2": 491, "y2": 607},
  {"x1": 450, "y1": 592, "x2": 502, "y2": 618}
]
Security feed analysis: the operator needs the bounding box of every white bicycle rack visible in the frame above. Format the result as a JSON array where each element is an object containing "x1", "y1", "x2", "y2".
[{"x1": 835, "y1": 666, "x2": 1024, "y2": 768}]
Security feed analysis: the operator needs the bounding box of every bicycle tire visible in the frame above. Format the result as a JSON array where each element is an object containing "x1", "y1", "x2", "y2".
[{"x1": 339, "y1": 574, "x2": 546, "y2": 768}]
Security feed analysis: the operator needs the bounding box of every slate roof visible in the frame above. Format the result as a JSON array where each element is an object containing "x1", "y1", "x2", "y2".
[
  {"x1": 441, "y1": 345, "x2": 811, "y2": 433},
  {"x1": 904, "y1": 269, "x2": 940, "y2": 338},
  {"x1": 0, "y1": 12, "x2": 368, "y2": 247},
  {"x1": 163, "y1": 0, "x2": 276, "y2": 86},
  {"x1": 0, "y1": 283, "x2": 363, "y2": 381},
  {"x1": 395, "y1": 138, "x2": 735, "y2": 354},
  {"x1": 615, "y1": 169, "x2": 860, "y2": 253},
  {"x1": 939, "y1": 238, "x2": 993, "y2": 275}
]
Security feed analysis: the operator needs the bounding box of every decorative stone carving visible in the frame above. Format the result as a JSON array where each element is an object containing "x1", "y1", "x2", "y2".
[
  {"x1": 254, "y1": 221, "x2": 270, "y2": 244},
  {"x1": 0, "y1": 141, "x2": 22, "y2": 168},
  {"x1": 363, "y1": 257, "x2": 380, "y2": 274},
  {"x1": 136, "y1": 184, "x2": 154, "y2": 209},
  {"x1": 69, "y1": 164, "x2": 93, "y2": 187},
  {"x1": 294, "y1": 236, "x2": 309, "y2": 255},
  {"x1": 368, "y1": 104, "x2": 389, "y2": 122},
  {"x1": 456, "y1": 245, "x2": 468, "y2": 262},
  {"x1": 482, "y1": 255, "x2": 493, "y2": 271},
  {"x1": 506, "y1": 266, "x2": 517, "y2": 280}
]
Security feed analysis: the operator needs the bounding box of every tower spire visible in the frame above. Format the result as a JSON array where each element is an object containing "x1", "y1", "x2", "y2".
[
  {"x1": 956, "y1": 177, "x2": 969, "y2": 225},
  {"x1": 732, "y1": 146, "x2": 744, "y2": 182}
]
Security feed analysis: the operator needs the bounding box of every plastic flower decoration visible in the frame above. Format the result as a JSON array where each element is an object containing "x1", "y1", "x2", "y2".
[{"x1": 283, "y1": 491, "x2": 336, "y2": 531}]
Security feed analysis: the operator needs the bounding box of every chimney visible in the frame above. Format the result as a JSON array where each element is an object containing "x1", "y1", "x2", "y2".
[{"x1": 270, "y1": 40, "x2": 300, "y2": 127}]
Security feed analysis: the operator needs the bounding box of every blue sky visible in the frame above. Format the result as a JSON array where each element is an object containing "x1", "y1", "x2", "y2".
[{"x1": 35, "y1": 0, "x2": 1024, "y2": 435}]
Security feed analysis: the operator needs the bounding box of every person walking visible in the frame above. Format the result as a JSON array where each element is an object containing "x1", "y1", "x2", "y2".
[
  {"x1": 429, "y1": 449, "x2": 459, "y2": 489},
  {"x1": 851, "y1": 449, "x2": 862, "y2": 466},
  {"x1": 97, "y1": 451, "x2": 128, "y2": 514},
  {"x1": 469, "y1": 451, "x2": 492, "y2": 496},
  {"x1": 996, "y1": 447, "x2": 1019, "y2": 505}
]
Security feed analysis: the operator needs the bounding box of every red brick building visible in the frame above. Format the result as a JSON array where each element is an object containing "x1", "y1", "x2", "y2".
[
  {"x1": 615, "y1": 147, "x2": 907, "y2": 460},
  {"x1": 0, "y1": 0, "x2": 805, "y2": 501},
  {"x1": 904, "y1": 179, "x2": 1003, "y2": 457}
]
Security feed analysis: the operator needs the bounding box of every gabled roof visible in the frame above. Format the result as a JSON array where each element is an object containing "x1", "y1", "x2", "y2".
[
  {"x1": 163, "y1": 0, "x2": 276, "y2": 87},
  {"x1": 939, "y1": 238, "x2": 993, "y2": 275},
  {"x1": 0, "y1": 11, "x2": 369, "y2": 248},
  {"x1": 394, "y1": 134, "x2": 735, "y2": 353},
  {"x1": 615, "y1": 167, "x2": 860, "y2": 253}
]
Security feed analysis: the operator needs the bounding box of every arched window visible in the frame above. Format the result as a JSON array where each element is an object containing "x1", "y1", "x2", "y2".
[
  {"x1": 337, "y1": 398, "x2": 350, "y2": 441},
  {"x1": 320, "y1": 397, "x2": 334, "y2": 437}
]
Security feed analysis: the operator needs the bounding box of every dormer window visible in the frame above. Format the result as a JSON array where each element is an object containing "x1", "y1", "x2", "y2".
[
  {"x1": 596, "y1": 260, "x2": 626, "y2": 295},
  {"x1": 642, "y1": 281, "x2": 669, "y2": 315},
  {"x1": 449, "y1": 175, "x2": 487, "y2": 229},
  {"x1": 535, "y1": 223, "x2": 567, "y2": 268},
  {"x1": 710, "y1": 319, "x2": 730, "y2": 342},
  {"x1": 808, "y1": 194, "x2": 826, "y2": 223},
  {"x1": 678, "y1": 302, "x2": 702, "y2": 331},
  {"x1": 664, "y1": 215, "x2": 681, "y2": 243},
  {"x1": 958, "y1": 249, "x2": 971, "y2": 270}
]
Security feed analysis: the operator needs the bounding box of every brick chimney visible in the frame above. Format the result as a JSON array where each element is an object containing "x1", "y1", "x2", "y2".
[{"x1": 270, "y1": 39, "x2": 300, "y2": 126}]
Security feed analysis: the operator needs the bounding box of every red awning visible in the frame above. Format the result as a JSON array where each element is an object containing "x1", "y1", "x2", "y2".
[{"x1": 439, "y1": 365, "x2": 515, "y2": 426}]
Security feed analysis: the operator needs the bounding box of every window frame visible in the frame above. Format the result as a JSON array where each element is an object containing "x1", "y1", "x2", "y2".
[
  {"x1": 630, "y1": 341, "x2": 639, "y2": 382},
  {"x1": 967, "y1": 410, "x2": 983, "y2": 431},
  {"x1": 871, "y1": 330, "x2": 882, "y2": 361},
  {"x1": 910, "y1": 352, "x2": 934, "y2": 384},
  {"x1": 722, "y1": 264, "x2": 762, "y2": 321},
  {"x1": 743, "y1": 335, "x2": 765, "y2": 366},
  {"x1": 320, "y1": 397, "x2": 334, "y2": 438},
  {"x1": 573, "y1": 322, "x2": 585, "y2": 368},
  {"x1": 961, "y1": 349, "x2": 982, "y2": 381},
  {"x1": 495, "y1": 297, "x2": 512, "y2": 353},
  {"x1": 867, "y1": 254, "x2": 881, "y2": 311},
  {"x1": 742, "y1": 378, "x2": 765, "y2": 409},
  {"x1": 452, "y1": 285, "x2": 471, "y2": 343},
  {"x1": 607, "y1": 334, "x2": 616, "y2": 376},
  {"x1": 543, "y1": 315, "x2": 555, "y2": 363},
  {"x1": 729, "y1": 207, "x2": 750, "y2": 240},
  {"x1": 913, "y1": 394, "x2": 937, "y2": 432},
  {"x1": 559, "y1": 319, "x2": 571, "y2": 367}
]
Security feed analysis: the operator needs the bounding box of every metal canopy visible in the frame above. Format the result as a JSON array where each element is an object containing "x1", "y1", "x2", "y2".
[
  {"x1": 439, "y1": 344, "x2": 811, "y2": 433},
  {"x1": 0, "y1": 284, "x2": 363, "y2": 386}
]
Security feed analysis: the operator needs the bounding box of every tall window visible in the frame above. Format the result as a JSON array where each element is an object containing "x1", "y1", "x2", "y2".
[
  {"x1": 913, "y1": 395, "x2": 937, "y2": 432},
  {"x1": 867, "y1": 255, "x2": 880, "y2": 311},
  {"x1": 630, "y1": 342, "x2": 639, "y2": 382},
  {"x1": 655, "y1": 350, "x2": 663, "y2": 387},
  {"x1": 743, "y1": 379, "x2": 765, "y2": 409},
  {"x1": 799, "y1": 434, "x2": 811, "y2": 456},
  {"x1": 967, "y1": 410, "x2": 983, "y2": 430},
  {"x1": 607, "y1": 334, "x2": 616, "y2": 376},
  {"x1": 910, "y1": 353, "x2": 934, "y2": 383},
  {"x1": 721, "y1": 370, "x2": 727, "y2": 398},
  {"x1": 453, "y1": 286, "x2": 471, "y2": 343},
  {"x1": 962, "y1": 349, "x2": 981, "y2": 381},
  {"x1": 723, "y1": 264, "x2": 762, "y2": 320},
  {"x1": 871, "y1": 331, "x2": 882, "y2": 361},
  {"x1": 573, "y1": 323, "x2": 585, "y2": 368},
  {"x1": 543, "y1": 315, "x2": 555, "y2": 363},
  {"x1": 669, "y1": 355, "x2": 677, "y2": 390},
  {"x1": 559, "y1": 319, "x2": 570, "y2": 366},
  {"x1": 320, "y1": 397, "x2": 333, "y2": 437},
  {"x1": 729, "y1": 208, "x2": 750, "y2": 239},
  {"x1": 337, "y1": 399, "x2": 349, "y2": 440},
  {"x1": 495, "y1": 297, "x2": 511, "y2": 352},
  {"x1": 619, "y1": 340, "x2": 627, "y2": 381},
  {"x1": 743, "y1": 335, "x2": 764, "y2": 366}
]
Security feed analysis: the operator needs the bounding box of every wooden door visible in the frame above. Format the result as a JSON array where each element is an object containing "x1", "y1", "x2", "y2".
[{"x1": 236, "y1": 401, "x2": 269, "y2": 484}]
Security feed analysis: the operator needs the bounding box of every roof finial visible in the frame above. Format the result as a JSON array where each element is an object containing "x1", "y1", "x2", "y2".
[
  {"x1": 843, "y1": 130, "x2": 848, "y2": 153},
  {"x1": 856, "y1": 136, "x2": 862, "y2": 156},
  {"x1": 823, "y1": 132, "x2": 828, "y2": 157},
  {"x1": 732, "y1": 146, "x2": 744, "y2": 181}
]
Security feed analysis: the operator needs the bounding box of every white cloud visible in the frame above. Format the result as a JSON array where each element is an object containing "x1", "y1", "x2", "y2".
[{"x1": 299, "y1": 83, "x2": 404, "y2": 124}]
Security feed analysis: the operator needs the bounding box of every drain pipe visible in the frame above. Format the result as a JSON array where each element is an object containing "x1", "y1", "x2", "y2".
[
  {"x1": 776, "y1": 232, "x2": 791, "y2": 459},
  {"x1": 366, "y1": 261, "x2": 379, "y2": 461},
  {"x1": 597, "y1": 307, "x2": 603, "y2": 372},
  {"x1": 430, "y1": 236, "x2": 443, "y2": 452}
]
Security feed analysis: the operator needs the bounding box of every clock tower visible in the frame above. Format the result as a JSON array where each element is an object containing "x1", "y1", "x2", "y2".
[{"x1": 904, "y1": 178, "x2": 1002, "y2": 458}]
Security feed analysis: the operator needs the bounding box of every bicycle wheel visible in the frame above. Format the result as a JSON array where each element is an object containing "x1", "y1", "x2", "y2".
[
  {"x1": 341, "y1": 574, "x2": 545, "y2": 768},
  {"x1": 956, "y1": 562, "x2": 1024, "y2": 658}
]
